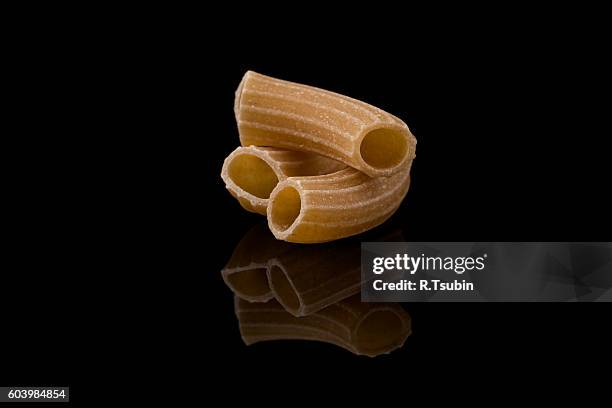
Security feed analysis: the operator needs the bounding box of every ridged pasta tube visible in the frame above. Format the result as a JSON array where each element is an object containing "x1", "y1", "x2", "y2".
[
  {"x1": 235, "y1": 71, "x2": 417, "y2": 177},
  {"x1": 221, "y1": 146, "x2": 344, "y2": 215},
  {"x1": 267, "y1": 164, "x2": 411, "y2": 243}
]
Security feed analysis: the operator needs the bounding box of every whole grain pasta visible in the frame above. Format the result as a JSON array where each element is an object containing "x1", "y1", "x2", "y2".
[
  {"x1": 234, "y1": 295, "x2": 412, "y2": 357},
  {"x1": 267, "y1": 163, "x2": 412, "y2": 243},
  {"x1": 234, "y1": 71, "x2": 416, "y2": 177},
  {"x1": 221, "y1": 146, "x2": 344, "y2": 215}
]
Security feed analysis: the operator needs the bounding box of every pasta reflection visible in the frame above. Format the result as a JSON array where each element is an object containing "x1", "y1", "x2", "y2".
[
  {"x1": 222, "y1": 223, "x2": 411, "y2": 357},
  {"x1": 234, "y1": 295, "x2": 411, "y2": 358}
]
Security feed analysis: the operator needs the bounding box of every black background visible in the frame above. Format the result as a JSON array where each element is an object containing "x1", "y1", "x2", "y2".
[
  {"x1": 201, "y1": 21, "x2": 611, "y2": 395},
  {"x1": 2, "y1": 7, "x2": 611, "y2": 403}
]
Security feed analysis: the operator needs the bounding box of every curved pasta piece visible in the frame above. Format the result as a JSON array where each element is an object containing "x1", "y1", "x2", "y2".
[
  {"x1": 267, "y1": 164, "x2": 412, "y2": 243},
  {"x1": 221, "y1": 146, "x2": 345, "y2": 215},
  {"x1": 235, "y1": 71, "x2": 417, "y2": 177},
  {"x1": 234, "y1": 295, "x2": 412, "y2": 358}
]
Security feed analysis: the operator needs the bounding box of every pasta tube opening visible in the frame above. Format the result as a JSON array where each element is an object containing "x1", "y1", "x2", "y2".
[
  {"x1": 267, "y1": 265, "x2": 300, "y2": 313},
  {"x1": 222, "y1": 146, "x2": 345, "y2": 216},
  {"x1": 269, "y1": 185, "x2": 302, "y2": 232},
  {"x1": 359, "y1": 127, "x2": 409, "y2": 170},
  {"x1": 267, "y1": 166, "x2": 411, "y2": 243},
  {"x1": 228, "y1": 155, "x2": 279, "y2": 199},
  {"x1": 354, "y1": 310, "x2": 407, "y2": 355},
  {"x1": 235, "y1": 71, "x2": 416, "y2": 177}
]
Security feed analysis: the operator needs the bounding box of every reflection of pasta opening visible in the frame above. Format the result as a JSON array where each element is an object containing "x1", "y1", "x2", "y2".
[
  {"x1": 270, "y1": 186, "x2": 301, "y2": 231},
  {"x1": 360, "y1": 128, "x2": 408, "y2": 169},
  {"x1": 225, "y1": 269, "x2": 270, "y2": 298},
  {"x1": 354, "y1": 311, "x2": 403, "y2": 353},
  {"x1": 268, "y1": 265, "x2": 300, "y2": 312},
  {"x1": 228, "y1": 155, "x2": 279, "y2": 199}
]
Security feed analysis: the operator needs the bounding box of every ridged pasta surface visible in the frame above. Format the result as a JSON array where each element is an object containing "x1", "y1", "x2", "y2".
[
  {"x1": 235, "y1": 71, "x2": 416, "y2": 177},
  {"x1": 267, "y1": 164, "x2": 412, "y2": 243}
]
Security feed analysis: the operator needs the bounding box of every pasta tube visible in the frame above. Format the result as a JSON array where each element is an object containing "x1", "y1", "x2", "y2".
[
  {"x1": 235, "y1": 71, "x2": 417, "y2": 177},
  {"x1": 221, "y1": 146, "x2": 344, "y2": 215},
  {"x1": 234, "y1": 295, "x2": 412, "y2": 358},
  {"x1": 267, "y1": 164, "x2": 412, "y2": 243}
]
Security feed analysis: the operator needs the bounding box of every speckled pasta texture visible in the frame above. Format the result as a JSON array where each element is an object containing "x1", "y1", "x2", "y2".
[
  {"x1": 221, "y1": 146, "x2": 344, "y2": 215},
  {"x1": 234, "y1": 295, "x2": 412, "y2": 357},
  {"x1": 234, "y1": 71, "x2": 416, "y2": 177},
  {"x1": 221, "y1": 71, "x2": 416, "y2": 243},
  {"x1": 267, "y1": 163, "x2": 411, "y2": 243}
]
